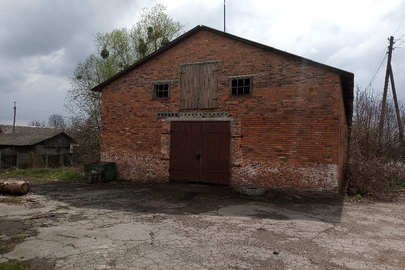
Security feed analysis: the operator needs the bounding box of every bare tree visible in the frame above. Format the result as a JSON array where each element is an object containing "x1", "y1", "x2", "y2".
[
  {"x1": 65, "y1": 116, "x2": 100, "y2": 164},
  {"x1": 48, "y1": 114, "x2": 66, "y2": 129},
  {"x1": 27, "y1": 120, "x2": 47, "y2": 127},
  {"x1": 348, "y1": 86, "x2": 405, "y2": 199}
]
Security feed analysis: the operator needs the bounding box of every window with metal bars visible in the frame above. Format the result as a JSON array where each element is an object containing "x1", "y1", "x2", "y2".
[
  {"x1": 153, "y1": 84, "x2": 169, "y2": 98},
  {"x1": 231, "y1": 78, "x2": 252, "y2": 95}
]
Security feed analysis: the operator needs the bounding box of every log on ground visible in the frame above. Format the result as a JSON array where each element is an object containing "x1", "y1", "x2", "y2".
[{"x1": 0, "y1": 180, "x2": 30, "y2": 195}]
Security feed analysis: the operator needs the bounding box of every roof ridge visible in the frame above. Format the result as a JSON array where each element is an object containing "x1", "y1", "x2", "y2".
[{"x1": 92, "y1": 25, "x2": 353, "y2": 92}]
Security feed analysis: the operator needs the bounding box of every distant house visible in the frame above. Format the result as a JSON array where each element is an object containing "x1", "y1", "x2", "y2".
[
  {"x1": 0, "y1": 131, "x2": 77, "y2": 169},
  {"x1": 92, "y1": 25, "x2": 354, "y2": 195}
]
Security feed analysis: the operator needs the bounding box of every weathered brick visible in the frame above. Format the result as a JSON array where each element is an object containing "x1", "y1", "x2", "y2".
[{"x1": 95, "y1": 26, "x2": 353, "y2": 195}]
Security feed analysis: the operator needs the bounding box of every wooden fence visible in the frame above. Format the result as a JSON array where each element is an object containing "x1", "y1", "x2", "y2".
[{"x1": 0, "y1": 152, "x2": 75, "y2": 169}]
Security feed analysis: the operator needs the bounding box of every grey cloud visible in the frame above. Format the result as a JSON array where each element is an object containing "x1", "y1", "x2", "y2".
[
  {"x1": 1, "y1": 0, "x2": 405, "y2": 125},
  {"x1": 0, "y1": 0, "x2": 150, "y2": 124},
  {"x1": 2, "y1": 2, "x2": 84, "y2": 58}
]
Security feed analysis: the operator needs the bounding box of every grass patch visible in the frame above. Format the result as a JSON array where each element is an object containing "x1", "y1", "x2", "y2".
[
  {"x1": 0, "y1": 244, "x2": 9, "y2": 251},
  {"x1": 354, "y1": 193, "x2": 363, "y2": 201},
  {"x1": 0, "y1": 168, "x2": 82, "y2": 181},
  {"x1": 0, "y1": 197, "x2": 23, "y2": 205},
  {"x1": 345, "y1": 193, "x2": 366, "y2": 202},
  {"x1": 9, "y1": 197, "x2": 22, "y2": 204},
  {"x1": 0, "y1": 261, "x2": 30, "y2": 270},
  {"x1": 11, "y1": 234, "x2": 26, "y2": 239},
  {"x1": 55, "y1": 205, "x2": 70, "y2": 210}
]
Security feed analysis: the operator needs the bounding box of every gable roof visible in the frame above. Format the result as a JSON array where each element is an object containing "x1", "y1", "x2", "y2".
[
  {"x1": 0, "y1": 132, "x2": 77, "y2": 147},
  {"x1": 92, "y1": 25, "x2": 354, "y2": 92},
  {"x1": 0, "y1": 125, "x2": 61, "y2": 134},
  {"x1": 91, "y1": 25, "x2": 354, "y2": 126}
]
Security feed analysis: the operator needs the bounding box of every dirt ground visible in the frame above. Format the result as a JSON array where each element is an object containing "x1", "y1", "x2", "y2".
[{"x1": 1, "y1": 179, "x2": 405, "y2": 270}]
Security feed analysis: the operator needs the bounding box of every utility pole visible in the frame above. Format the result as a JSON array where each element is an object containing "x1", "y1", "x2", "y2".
[
  {"x1": 12, "y1": 102, "x2": 16, "y2": 133},
  {"x1": 378, "y1": 36, "x2": 404, "y2": 148},
  {"x1": 224, "y1": 0, "x2": 226, "y2": 32}
]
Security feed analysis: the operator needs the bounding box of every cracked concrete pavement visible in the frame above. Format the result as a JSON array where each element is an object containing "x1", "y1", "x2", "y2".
[{"x1": 1, "y1": 180, "x2": 405, "y2": 269}]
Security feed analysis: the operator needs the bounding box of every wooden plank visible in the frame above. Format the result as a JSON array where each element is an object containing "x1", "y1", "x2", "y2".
[
  {"x1": 205, "y1": 63, "x2": 218, "y2": 108},
  {"x1": 180, "y1": 63, "x2": 218, "y2": 109},
  {"x1": 201, "y1": 122, "x2": 230, "y2": 185},
  {"x1": 201, "y1": 64, "x2": 208, "y2": 108},
  {"x1": 192, "y1": 64, "x2": 200, "y2": 108},
  {"x1": 170, "y1": 121, "x2": 230, "y2": 185},
  {"x1": 169, "y1": 122, "x2": 201, "y2": 181}
]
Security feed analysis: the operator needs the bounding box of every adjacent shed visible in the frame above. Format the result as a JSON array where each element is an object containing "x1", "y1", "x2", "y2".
[
  {"x1": 0, "y1": 132, "x2": 77, "y2": 169},
  {"x1": 92, "y1": 25, "x2": 354, "y2": 195}
]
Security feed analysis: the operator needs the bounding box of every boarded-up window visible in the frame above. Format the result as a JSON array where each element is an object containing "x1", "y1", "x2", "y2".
[{"x1": 181, "y1": 62, "x2": 218, "y2": 109}]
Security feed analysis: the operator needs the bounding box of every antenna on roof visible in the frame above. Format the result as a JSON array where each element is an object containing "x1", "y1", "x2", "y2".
[{"x1": 224, "y1": 0, "x2": 226, "y2": 32}]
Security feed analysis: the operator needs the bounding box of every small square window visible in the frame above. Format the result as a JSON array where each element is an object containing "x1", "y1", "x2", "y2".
[
  {"x1": 231, "y1": 78, "x2": 251, "y2": 95},
  {"x1": 153, "y1": 84, "x2": 169, "y2": 98}
]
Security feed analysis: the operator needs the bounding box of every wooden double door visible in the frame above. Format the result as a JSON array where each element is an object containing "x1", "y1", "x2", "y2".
[{"x1": 169, "y1": 121, "x2": 230, "y2": 185}]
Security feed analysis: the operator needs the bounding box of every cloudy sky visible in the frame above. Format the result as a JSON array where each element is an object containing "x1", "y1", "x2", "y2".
[{"x1": 1, "y1": 0, "x2": 404, "y2": 126}]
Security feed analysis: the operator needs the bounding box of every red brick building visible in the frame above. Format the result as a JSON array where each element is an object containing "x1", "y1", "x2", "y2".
[{"x1": 93, "y1": 25, "x2": 354, "y2": 195}]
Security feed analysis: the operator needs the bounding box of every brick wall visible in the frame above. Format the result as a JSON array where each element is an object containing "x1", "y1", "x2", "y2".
[{"x1": 100, "y1": 29, "x2": 348, "y2": 194}]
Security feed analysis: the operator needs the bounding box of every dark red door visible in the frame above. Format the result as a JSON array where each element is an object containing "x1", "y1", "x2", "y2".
[{"x1": 170, "y1": 121, "x2": 230, "y2": 185}]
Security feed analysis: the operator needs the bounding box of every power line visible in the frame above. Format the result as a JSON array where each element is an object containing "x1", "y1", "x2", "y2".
[
  {"x1": 394, "y1": 40, "x2": 405, "y2": 49},
  {"x1": 391, "y1": 23, "x2": 405, "y2": 36},
  {"x1": 395, "y1": 33, "x2": 405, "y2": 40},
  {"x1": 368, "y1": 42, "x2": 389, "y2": 89},
  {"x1": 393, "y1": 33, "x2": 405, "y2": 49},
  {"x1": 368, "y1": 53, "x2": 386, "y2": 89}
]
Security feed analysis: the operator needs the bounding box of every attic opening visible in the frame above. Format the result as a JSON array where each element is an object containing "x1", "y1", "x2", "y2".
[{"x1": 180, "y1": 62, "x2": 218, "y2": 109}]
